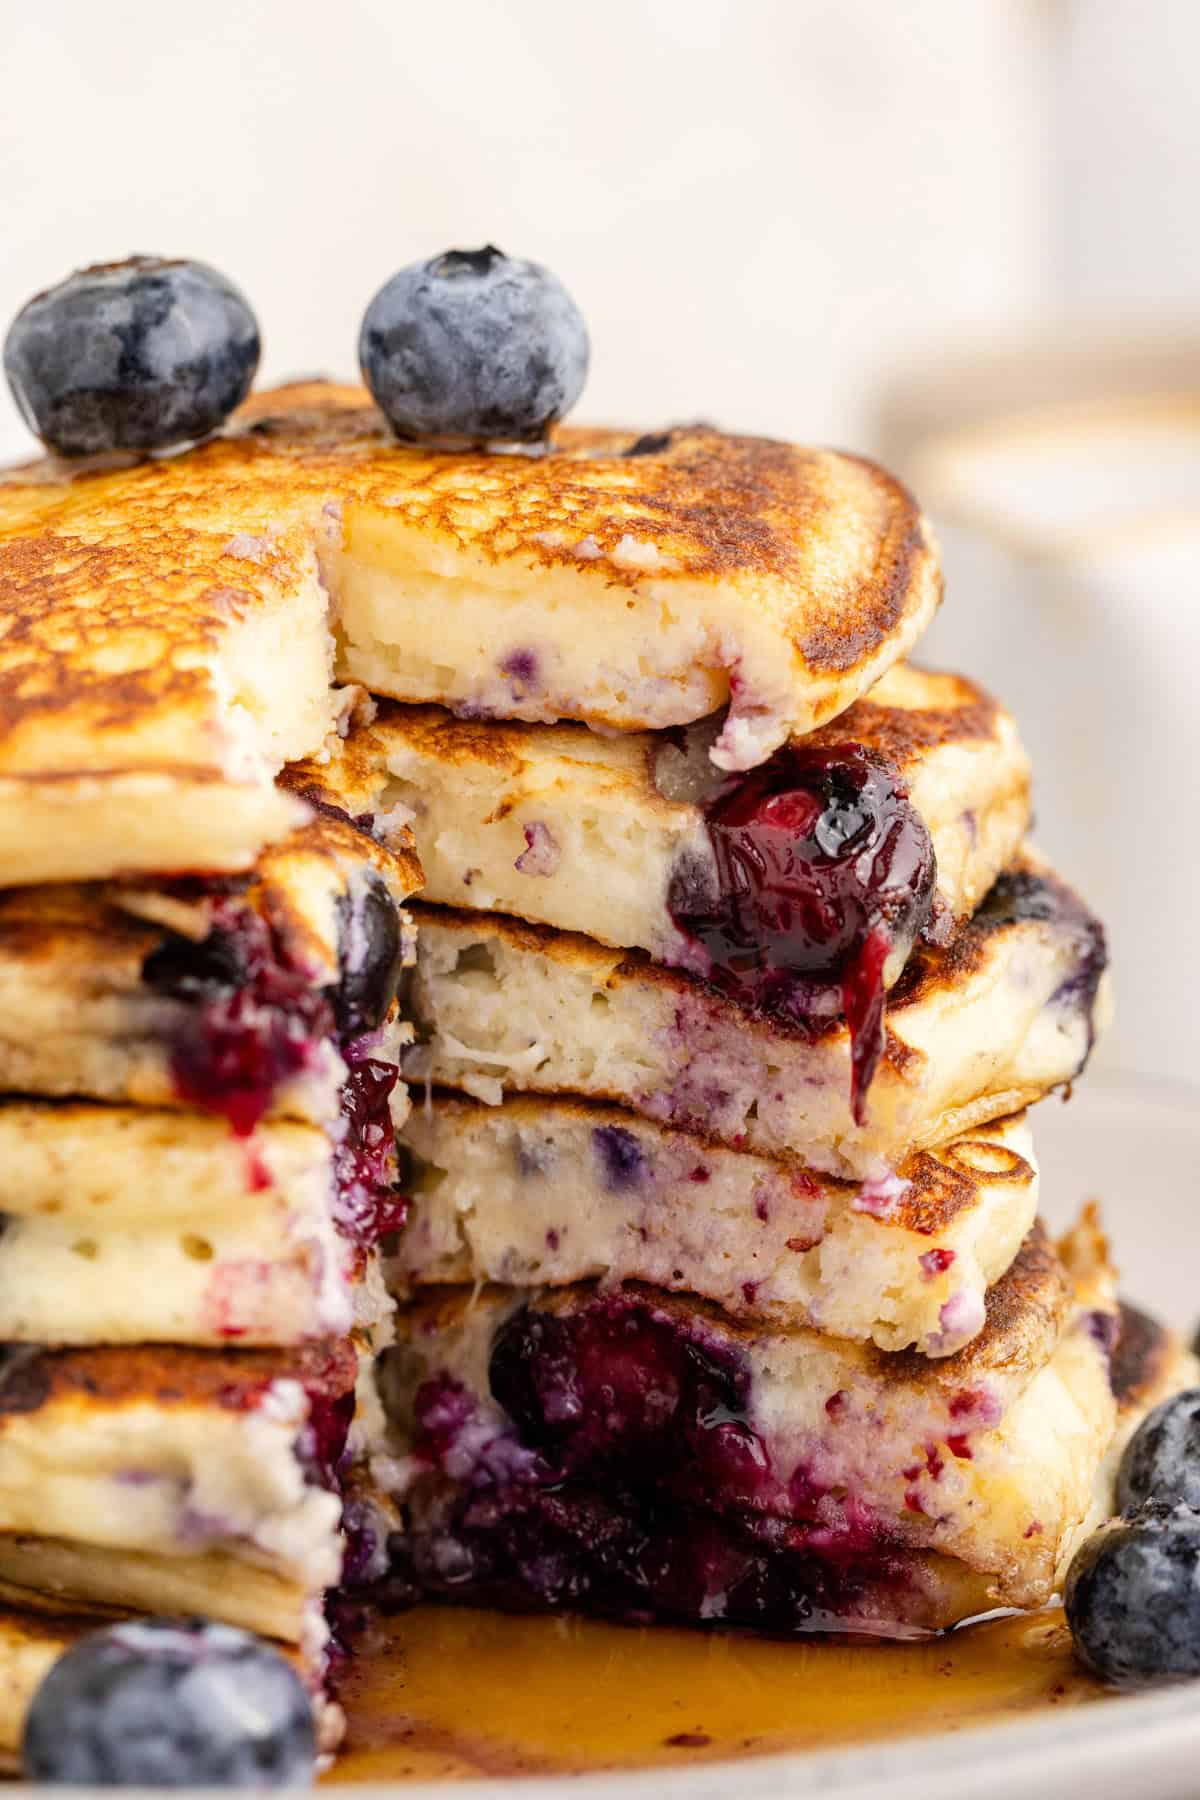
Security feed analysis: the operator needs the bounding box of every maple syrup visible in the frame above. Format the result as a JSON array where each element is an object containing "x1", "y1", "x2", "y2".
[{"x1": 326, "y1": 1604, "x2": 1110, "y2": 1782}]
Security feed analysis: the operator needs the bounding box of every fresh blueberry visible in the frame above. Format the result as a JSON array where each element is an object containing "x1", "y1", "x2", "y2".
[
  {"x1": 4, "y1": 257, "x2": 260, "y2": 456},
  {"x1": 332, "y1": 871, "x2": 403, "y2": 1038},
  {"x1": 22, "y1": 1616, "x2": 314, "y2": 1786},
  {"x1": 359, "y1": 245, "x2": 589, "y2": 443},
  {"x1": 1116, "y1": 1388, "x2": 1200, "y2": 1514},
  {"x1": 1064, "y1": 1502, "x2": 1200, "y2": 1684}
]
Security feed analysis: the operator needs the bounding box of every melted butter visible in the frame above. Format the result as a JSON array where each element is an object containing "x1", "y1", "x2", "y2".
[{"x1": 325, "y1": 1605, "x2": 1111, "y2": 1782}]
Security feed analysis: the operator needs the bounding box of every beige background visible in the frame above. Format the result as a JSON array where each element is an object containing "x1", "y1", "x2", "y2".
[{"x1": 0, "y1": 0, "x2": 1050, "y2": 456}]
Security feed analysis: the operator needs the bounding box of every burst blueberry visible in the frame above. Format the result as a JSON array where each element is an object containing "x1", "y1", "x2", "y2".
[
  {"x1": 4, "y1": 257, "x2": 260, "y2": 456},
  {"x1": 1064, "y1": 1503, "x2": 1200, "y2": 1684},
  {"x1": 22, "y1": 1617, "x2": 315, "y2": 1786},
  {"x1": 359, "y1": 246, "x2": 589, "y2": 443}
]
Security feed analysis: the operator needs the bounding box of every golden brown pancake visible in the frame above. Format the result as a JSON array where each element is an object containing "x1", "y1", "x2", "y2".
[
  {"x1": 0, "y1": 381, "x2": 940, "y2": 890},
  {"x1": 285, "y1": 663, "x2": 1030, "y2": 995}
]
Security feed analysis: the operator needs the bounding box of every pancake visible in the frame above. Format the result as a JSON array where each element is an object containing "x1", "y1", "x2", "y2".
[
  {"x1": 395, "y1": 1101, "x2": 1036, "y2": 1357},
  {"x1": 390, "y1": 1284, "x2": 1193, "y2": 1639},
  {"x1": 0, "y1": 442, "x2": 345, "y2": 887},
  {"x1": 0, "y1": 1099, "x2": 401, "y2": 1346},
  {"x1": 233, "y1": 381, "x2": 941, "y2": 765},
  {"x1": 288, "y1": 664, "x2": 1029, "y2": 983},
  {"x1": 383, "y1": 1217, "x2": 1121, "y2": 1633},
  {"x1": 403, "y1": 857, "x2": 1107, "y2": 1180},
  {"x1": 0, "y1": 755, "x2": 422, "y2": 1129},
  {"x1": 0, "y1": 1339, "x2": 354, "y2": 1646},
  {"x1": 0, "y1": 378, "x2": 938, "y2": 889}
]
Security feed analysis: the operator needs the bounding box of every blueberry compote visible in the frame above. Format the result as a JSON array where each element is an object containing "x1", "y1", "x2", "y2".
[
  {"x1": 143, "y1": 877, "x2": 406, "y2": 1252},
  {"x1": 144, "y1": 896, "x2": 331, "y2": 1137},
  {"x1": 399, "y1": 1479, "x2": 918, "y2": 1637},
  {"x1": 333, "y1": 1045, "x2": 408, "y2": 1254},
  {"x1": 667, "y1": 744, "x2": 935, "y2": 1120},
  {"x1": 487, "y1": 1296, "x2": 773, "y2": 1515}
]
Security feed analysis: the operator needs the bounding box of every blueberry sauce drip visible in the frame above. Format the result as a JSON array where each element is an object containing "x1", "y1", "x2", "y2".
[
  {"x1": 332, "y1": 1045, "x2": 407, "y2": 1254},
  {"x1": 396, "y1": 1477, "x2": 918, "y2": 1636},
  {"x1": 145, "y1": 899, "x2": 332, "y2": 1137},
  {"x1": 667, "y1": 744, "x2": 935, "y2": 1121},
  {"x1": 144, "y1": 882, "x2": 406, "y2": 1246}
]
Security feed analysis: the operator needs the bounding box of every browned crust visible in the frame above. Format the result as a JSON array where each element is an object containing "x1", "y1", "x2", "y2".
[
  {"x1": 0, "y1": 1339, "x2": 357, "y2": 1418},
  {"x1": 807, "y1": 672, "x2": 1002, "y2": 771},
  {"x1": 228, "y1": 384, "x2": 939, "y2": 669},
  {"x1": 876, "y1": 1221, "x2": 1067, "y2": 1387},
  {"x1": 883, "y1": 1123, "x2": 1033, "y2": 1236}
]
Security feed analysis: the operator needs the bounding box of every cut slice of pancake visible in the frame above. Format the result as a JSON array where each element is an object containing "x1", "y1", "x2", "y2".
[
  {"x1": 388, "y1": 1288, "x2": 1192, "y2": 1639},
  {"x1": 382, "y1": 1216, "x2": 1133, "y2": 1634},
  {"x1": 404, "y1": 857, "x2": 1107, "y2": 1180},
  {"x1": 0, "y1": 1100, "x2": 401, "y2": 1346},
  {"x1": 0, "y1": 757, "x2": 422, "y2": 1131},
  {"x1": 396, "y1": 1100, "x2": 1036, "y2": 1357},
  {"x1": 0, "y1": 441, "x2": 349, "y2": 886},
  {"x1": 0, "y1": 1340, "x2": 353, "y2": 1645},
  {"x1": 290, "y1": 664, "x2": 1030, "y2": 977}
]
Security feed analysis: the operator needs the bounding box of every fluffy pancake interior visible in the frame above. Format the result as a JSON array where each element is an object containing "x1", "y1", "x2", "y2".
[
  {"x1": 403, "y1": 855, "x2": 1106, "y2": 1179},
  {"x1": 395, "y1": 1098, "x2": 1037, "y2": 1357}
]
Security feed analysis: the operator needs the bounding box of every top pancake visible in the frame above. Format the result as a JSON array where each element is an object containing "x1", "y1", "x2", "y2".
[{"x1": 0, "y1": 379, "x2": 939, "y2": 881}]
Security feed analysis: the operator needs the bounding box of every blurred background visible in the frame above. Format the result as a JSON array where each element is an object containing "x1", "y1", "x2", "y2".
[{"x1": 1, "y1": 0, "x2": 1196, "y2": 1085}]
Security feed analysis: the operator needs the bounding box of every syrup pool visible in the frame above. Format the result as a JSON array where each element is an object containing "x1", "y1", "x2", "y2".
[{"x1": 325, "y1": 1605, "x2": 1111, "y2": 1782}]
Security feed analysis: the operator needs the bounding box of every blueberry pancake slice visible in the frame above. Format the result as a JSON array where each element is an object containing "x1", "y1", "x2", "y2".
[
  {"x1": 395, "y1": 1102, "x2": 1038, "y2": 1358},
  {"x1": 0, "y1": 798, "x2": 421, "y2": 1133},
  {"x1": 404, "y1": 853, "x2": 1106, "y2": 1178},
  {"x1": 384, "y1": 1218, "x2": 1187, "y2": 1636}
]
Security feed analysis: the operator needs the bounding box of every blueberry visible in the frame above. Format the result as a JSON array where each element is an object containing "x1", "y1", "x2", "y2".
[
  {"x1": 332, "y1": 871, "x2": 403, "y2": 1037},
  {"x1": 1117, "y1": 1388, "x2": 1200, "y2": 1514},
  {"x1": 359, "y1": 245, "x2": 588, "y2": 443},
  {"x1": 22, "y1": 1617, "x2": 314, "y2": 1787},
  {"x1": 4, "y1": 257, "x2": 260, "y2": 456},
  {"x1": 1064, "y1": 1503, "x2": 1200, "y2": 1684}
]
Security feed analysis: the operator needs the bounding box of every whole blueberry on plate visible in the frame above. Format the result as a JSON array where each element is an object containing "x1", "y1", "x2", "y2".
[
  {"x1": 1116, "y1": 1387, "x2": 1200, "y2": 1514},
  {"x1": 1064, "y1": 1502, "x2": 1200, "y2": 1684},
  {"x1": 359, "y1": 245, "x2": 589, "y2": 443},
  {"x1": 4, "y1": 257, "x2": 260, "y2": 456},
  {"x1": 22, "y1": 1616, "x2": 315, "y2": 1786}
]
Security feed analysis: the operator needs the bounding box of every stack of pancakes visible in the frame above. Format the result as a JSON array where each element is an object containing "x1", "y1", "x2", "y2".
[
  {"x1": 266, "y1": 389, "x2": 1186, "y2": 1640},
  {"x1": 0, "y1": 400, "x2": 429, "y2": 1754},
  {"x1": 0, "y1": 381, "x2": 1189, "y2": 1751}
]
